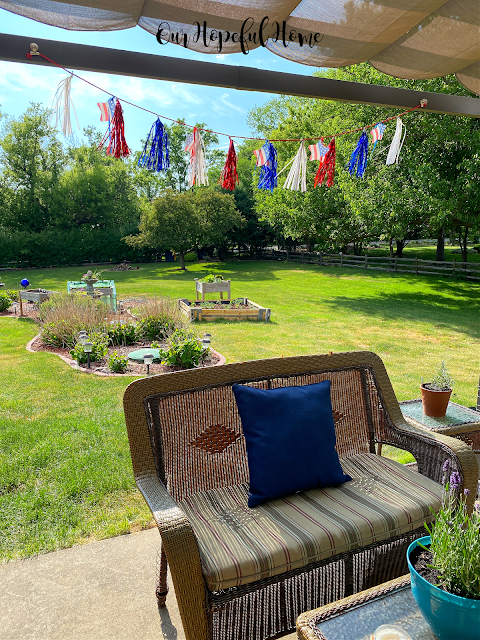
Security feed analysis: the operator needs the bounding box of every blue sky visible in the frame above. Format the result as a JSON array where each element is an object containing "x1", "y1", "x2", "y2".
[{"x1": 0, "y1": 10, "x2": 316, "y2": 152}]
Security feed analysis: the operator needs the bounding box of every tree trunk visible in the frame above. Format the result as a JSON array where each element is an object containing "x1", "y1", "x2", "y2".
[
  {"x1": 395, "y1": 240, "x2": 405, "y2": 258},
  {"x1": 436, "y1": 227, "x2": 445, "y2": 262},
  {"x1": 179, "y1": 251, "x2": 186, "y2": 270},
  {"x1": 389, "y1": 237, "x2": 394, "y2": 258}
]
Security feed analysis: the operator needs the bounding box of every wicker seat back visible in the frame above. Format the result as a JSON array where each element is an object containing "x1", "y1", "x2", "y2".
[{"x1": 144, "y1": 363, "x2": 387, "y2": 503}]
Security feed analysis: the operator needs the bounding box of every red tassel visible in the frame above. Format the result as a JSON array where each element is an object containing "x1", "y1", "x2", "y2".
[
  {"x1": 314, "y1": 138, "x2": 336, "y2": 187},
  {"x1": 99, "y1": 99, "x2": 130, "y2": 159},
  {"x1": 220, "y1": 139, "x2": 239, "y2": 191}
]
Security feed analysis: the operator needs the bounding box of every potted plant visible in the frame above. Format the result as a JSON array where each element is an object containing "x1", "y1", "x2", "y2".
[
  {"x1": 420, "y1": 360, "x2": 453, "y2": 417},
  {"x1": 407, "y1": 461, "x2": 480, "y2": 640}
]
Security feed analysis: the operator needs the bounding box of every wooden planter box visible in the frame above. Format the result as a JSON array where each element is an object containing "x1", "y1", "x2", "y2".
[
  {"x1": 19, "y1": 289, "x2": 54, "y2": 303},
  {"x1": 179, "y1": 298, "x2": 271, "y2": 322},
  {"x1": 194, "y1": 279, "x2": 231, "y2": 300}
]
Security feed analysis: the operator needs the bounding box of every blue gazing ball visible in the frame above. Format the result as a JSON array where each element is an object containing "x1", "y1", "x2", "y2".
[{"x1": 20, "y1": 278, "x2": 29, "y2": 289}]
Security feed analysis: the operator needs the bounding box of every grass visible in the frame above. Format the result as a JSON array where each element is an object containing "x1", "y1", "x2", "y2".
[{"x1": 1, "y1": 259, "x2": 479, "y2": 561}]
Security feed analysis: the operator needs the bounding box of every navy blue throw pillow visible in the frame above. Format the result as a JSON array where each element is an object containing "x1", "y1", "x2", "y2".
[{"x1": 232, "y1": 380, "x2": 351, "y2": 507}]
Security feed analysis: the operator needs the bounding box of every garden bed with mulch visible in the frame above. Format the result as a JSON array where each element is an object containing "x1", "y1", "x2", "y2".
[{"x1": 27, "y1": 334, "x2": 224, "y2": 376}]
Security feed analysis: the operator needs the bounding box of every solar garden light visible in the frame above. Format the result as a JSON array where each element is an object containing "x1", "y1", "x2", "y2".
[
  {"x1": 77, "y1": 331, "x2": 88, "y2": 346},
  {"x1": 201, "y1": 333, "x2": 211, "y2": 350},
  {"x1": 143, "y1": 353, "x2": 154, "y2": 375},
  {"x1": 83, "y1": 341, "x2": 93, "y2": 369}
]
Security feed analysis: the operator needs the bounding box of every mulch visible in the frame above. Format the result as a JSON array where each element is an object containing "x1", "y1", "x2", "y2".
[{"x1": 28, "y1": 335, "x2": 221, "y2": 376}]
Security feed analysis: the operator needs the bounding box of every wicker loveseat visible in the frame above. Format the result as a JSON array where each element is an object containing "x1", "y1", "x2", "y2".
[{"x1": 123, "y1": 351, "x2": 478, "y2": 640}]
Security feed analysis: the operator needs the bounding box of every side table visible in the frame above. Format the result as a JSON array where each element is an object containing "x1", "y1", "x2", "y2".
[
  {"x1": 296, "y1": 575, "x2": 436, "y2": 640},
  {"x1": 400, "y1": 400, "x2": 480, "y2": 473}
]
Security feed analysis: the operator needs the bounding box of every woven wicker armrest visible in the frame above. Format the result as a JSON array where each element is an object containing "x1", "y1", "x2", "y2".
[
  {"x1": 136, "y1": 474, "x2": 209, "y2": 640},
  {"x1": 385, "y1": 416, "x2": 478, "y2": 513}
]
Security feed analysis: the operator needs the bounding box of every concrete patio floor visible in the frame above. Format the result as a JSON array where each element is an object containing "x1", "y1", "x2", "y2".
[{"x1": 1, "y1": 528, "x2": 298, "y2": 640}]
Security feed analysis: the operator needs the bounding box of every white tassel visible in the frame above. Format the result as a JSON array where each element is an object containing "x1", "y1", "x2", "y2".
[
  {"x1": 386, "y1": 118, "x2": 406, "y2": 165},
  {"x1": 50, "y1": 75, "x2": 79, "y2": 137},
  {"x1": 283, "y1": 141, "x2": 307, "y2": 192},
  {"x1": 186, "y1": 128, "x2": 209, "y2": 187}
]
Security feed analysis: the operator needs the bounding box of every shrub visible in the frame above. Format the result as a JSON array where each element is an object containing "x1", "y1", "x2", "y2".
[
  {"x1": 39, "y1": 293, "x2": 115, "y2": 348},
  {"x1": 184, "y1": 251, "x2": 197, "y2": 262},
  {"x1": 69, "y1": 332, "x2": 108, "y2": 364},
  {"x1": 6, "y1": 290, "x2": 19, "y2": 302},
  {"x1": 134, "y1": 297, "x2": 186, "y2": 341},
  {"x1": 0, "y1": 291, "x2": 13, "y2": 312},
  {"x1": 107, "y1": 320, "x2": 138, "y2": 346},
  {"x1": 158, "y1": 328, "x2": 207, "y2": 369},
  {"x1": 108, "y1": 351, "x2": 129, "y2": 373}
]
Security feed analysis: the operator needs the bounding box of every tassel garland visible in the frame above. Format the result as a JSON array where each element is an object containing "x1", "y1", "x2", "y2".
[
  {"x1": 348, "y1": 131, "x2": 369, "y2": 178},
  {"x1": 99, "y1": 99, "x2": 130, "y2": 158},
  {"x1": 283, "y1": 141, "x2": 307, "y2": 192},
  {"x1": 185, "y1": 127, "x2": 209, "y2": 187},
  {"x1": 314, "y1": 138, "x2": 336, "y2": 187},
  {"x1": 138, "y1": 119, "x2": 169, "y2": 172},
  {"x1": 255, "y1": 141, "x2": 278, "y2": 191},
  {"x1": 386, "y1": 118, "x2": 406, "y2": 165},
  {"x1": 220, "y1": 139, "x2": 239, "y2": 190},
  {"x1": 50, "y1": 75, "x2": 79, "y2": 137}
]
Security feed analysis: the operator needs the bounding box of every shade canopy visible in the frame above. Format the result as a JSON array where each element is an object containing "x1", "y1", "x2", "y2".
[{"x1": 1, "y1": 0, "x2": 479, "y2": 96}]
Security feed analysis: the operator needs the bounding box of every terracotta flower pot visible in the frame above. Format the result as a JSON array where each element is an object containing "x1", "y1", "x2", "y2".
[{"x1": 420, "y1": 384, "x2": 452, "y2": 418}]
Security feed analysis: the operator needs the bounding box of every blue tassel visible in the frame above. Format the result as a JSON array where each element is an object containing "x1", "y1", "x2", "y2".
[
  {"x1": 348, "y1": 131, "x2": 369, "y2": 178},
  {"x1": 257, "y1": 141, "x2": 278, "y2": 191},
  {"x1": 138, "y1": 119, "x2": 169, "y2": 172}
]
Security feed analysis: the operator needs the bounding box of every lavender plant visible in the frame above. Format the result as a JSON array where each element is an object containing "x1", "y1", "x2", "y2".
[{"x1": 422, "y1": 460, "x2": 480, "y2": 599}]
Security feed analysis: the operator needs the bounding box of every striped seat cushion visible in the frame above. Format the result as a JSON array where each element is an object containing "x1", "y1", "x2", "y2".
[{"x1": 180, "y1": 454, "x2": 443, "y2": 591}]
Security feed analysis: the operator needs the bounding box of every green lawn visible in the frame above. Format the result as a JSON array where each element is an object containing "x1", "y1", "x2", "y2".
[{"x1": 1, "y1": 260, "x2": 479, "y2": 561}]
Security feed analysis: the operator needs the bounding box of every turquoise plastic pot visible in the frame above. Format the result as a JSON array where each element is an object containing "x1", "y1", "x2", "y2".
[{"x1": 407, "y1": 536, "x2": 480, "y2": 640}]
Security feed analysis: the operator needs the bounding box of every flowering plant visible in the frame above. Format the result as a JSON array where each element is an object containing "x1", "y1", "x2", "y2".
[{"x1": 420, "y1": 460, "x2": 480, "y2": 599}]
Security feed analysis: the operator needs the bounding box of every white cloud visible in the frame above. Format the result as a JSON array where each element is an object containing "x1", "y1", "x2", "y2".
[{"x1": 216, "y1": 55, "x2": 226, "y2": 61}]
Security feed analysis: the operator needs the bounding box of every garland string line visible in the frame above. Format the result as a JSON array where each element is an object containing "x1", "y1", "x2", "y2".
[
  {"x1": 348, "y1": 130, "x2": 369, "y2": 178},
  {"x1": 314, "y1": 137, "x2": 336, "y2": 187},
  {"x1": 220, "y1": 139, "x2": 239, "y2": 190},
  {"x1": 28, "y1": 50, "x2": 428, "y2": 144},
  {"x1": 99, "y1": 99, "x2": 130, "y2": 158},
  {"x1": 138, "y1": 118, "x2": 169, "y2": 171},
  {"x1": 283, "y1": 141, "x2": 307, "y2": 192},
  {"x1": 386, "y1": 118, "x2": 407, "y2": 165},
  {"x1": 50, "y1": 75, "x2": 79, "y2": 136}
]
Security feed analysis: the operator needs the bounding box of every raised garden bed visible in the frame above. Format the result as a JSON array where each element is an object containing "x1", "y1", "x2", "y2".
[
  {"x1": 194, "y1": 278, "x2": 231, "y2": 300},
  {"x1": 178, "y1": 298, "x2": 271, "y2": 322}
]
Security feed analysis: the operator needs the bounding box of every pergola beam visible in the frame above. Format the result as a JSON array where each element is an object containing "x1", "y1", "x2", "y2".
[{"x1": 0, "y1": 33, "x2": 478, "y2": 117}]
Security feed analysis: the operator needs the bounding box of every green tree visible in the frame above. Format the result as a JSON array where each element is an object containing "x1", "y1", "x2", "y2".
[
  {"x1": 0, "y1": 104, "x2": 65, "y2": 232},
  {"x1": 125, "y1": 188, "x2": 243, "y2": 269}
]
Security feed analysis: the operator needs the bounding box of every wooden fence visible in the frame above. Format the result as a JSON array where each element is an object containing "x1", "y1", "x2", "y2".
[{"x1": 238, "y1": 250, "x2": 480, "y2": 281}]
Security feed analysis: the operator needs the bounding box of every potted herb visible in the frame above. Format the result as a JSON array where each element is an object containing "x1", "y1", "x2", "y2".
[
  {"x1": 407, "y1": 461, "x2": 480, "y2": 640},
  {"x1": 420, "y1": 360, "x2": 453, "y2": 417}
]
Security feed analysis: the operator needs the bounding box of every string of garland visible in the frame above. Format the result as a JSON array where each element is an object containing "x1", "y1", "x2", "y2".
[
  {"x1": 220, "y1": 139, "x2": 239, "y2": 190},
  {"x1": 138, "y1": 118, "x2": 169, "y2": 171},
  {"x1": 348, "y1": 131, "x2": 369, "y2": 178}
]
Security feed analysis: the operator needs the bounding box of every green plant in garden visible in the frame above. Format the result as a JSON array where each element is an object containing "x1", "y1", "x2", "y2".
[
  {"x1": 39, "y1": 293, "x2": 115, "y2": 348},
  {"x1": 421, "y1": 461, "x2": 480, "y2": 599},
  {"x1": 107, "y1": 321, "x2": 138, "y2": 346},
  {"x1": 429, "y1": 361, "x2": 454, "y2": 391},
  {"x1": 183, "y1": 251, "x2": 197, "y2": 262},
  {"x1": 0, "y1": 291, "x2": 13, "y2": 312},
  {"x1": 6, "y1": 290, "x2": 19, "y2": 302},
  {"x1": 159, "y1": 328, "x2": 207, "y2": 369},
  {"x1": 107, "y1": 351, "x2": 129, "y2": 374},
  {"x1": 69, "y1": 332, "x2": 108, "y2": 364},
  {"x1": 134, "y1": 296, "x2": 185, "y2": 340},
  {"x1": 200, "y1": 274, "x2": 224, "y2": 283}
]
